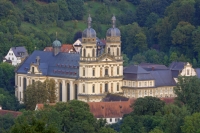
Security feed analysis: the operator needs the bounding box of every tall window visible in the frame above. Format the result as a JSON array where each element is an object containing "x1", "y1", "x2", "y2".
[
  {"x1": 74, "y1": 84, "x2": 78, "y2": 99},
  {"x1": 92, "y1": 49, "x2": 95, "y2": 57},
  {"x1": 144, "y1": 82, "x2": 147, "y2": 87},
  {"x1": 93, "y1": 68, "x2": 95, "y2": 76},
  {"x1": 117, "y1": 66, "x2": 119, "y2": 75},
  {"x1": 83, "y1": 68, "x2": 85, "y2": 76},
  {"x1": 19, "y1": 77, "x2": 21, "y2": 87},
  {"x1": 100, "y1": 84, "x2": 102, "y2": 93},
  {"x1": 32, "y1": 67, "x2": 34, "y2": 73},
  {"x1": 105, "y1": 68, "x2": 108, "y2": 76},
  {"x1": 83, "y1": 49, "x2": 86, "y2": 57},
  {"x1": 32, "y1": 80, "x2": 35, "y2": 84},
  {"x1": 105, "y1": 83, "x2": 108, "y2": 92},
  {"x1": 23, "y1": 78, "x2": 26, "y2": 91},
  {"x1": 111, "y1": 83, "x2": 113, "y2": 93},
  {"x1": 67, "y1": 83, "x2": 70, "y2": 101},
  {"x1": 108, "y1": 48, "x2": 110, "y2": 54},
  {"x1": 187, "y1": 69, "x2": 190, "y2": 75},
  {"x1": 117, "y1": 48, "x2": 119, "y2": 56},
  {"x1": 117, "y1": 83, "x2": 119, "y2": 91},
  {"x1": 92, "y1": 85, "x2": 95, "y2": 93},
  {"x1": 59, "y1": 82, "x2": 62, "y2": 101},
  {"x1": 83, "y1": 85, "x2": 85, "y2": 93},
  {"x1": 111, "y1": 67, "x2": 113, "y2": 76}
]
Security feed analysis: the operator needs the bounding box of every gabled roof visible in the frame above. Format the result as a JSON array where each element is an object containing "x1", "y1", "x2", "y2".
[
  {"x1": 168, "y1": 61, "x2": 186, "y2": 70},
  {"x1": 16, "y1": 50, "x2": 80, "y2": 78},
  {"x1": 150, "y1": 70, "x2": 176, "y2": 87},
  {"x1": 0, "y1": 110, "x2": 22, "y2": 117},
  {"x1": 11, "y1": 46, "x2": 28, "y2": 57}
]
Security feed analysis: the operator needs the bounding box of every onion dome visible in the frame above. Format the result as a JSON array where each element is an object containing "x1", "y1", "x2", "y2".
[
  {"x1": 106, "y1": 15, "x2": 121, "y2": 37},
  {"x1": 82, "y1": 14, "x2": 96, "y2": 38},
  {"x1": 52, "y1": 39, "x2": 61, "y2": 47}
]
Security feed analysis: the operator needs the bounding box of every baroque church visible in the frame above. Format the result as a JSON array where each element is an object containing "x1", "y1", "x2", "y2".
[{"x1": 15, "y1": 15, "x2": 199, "y2": 103}]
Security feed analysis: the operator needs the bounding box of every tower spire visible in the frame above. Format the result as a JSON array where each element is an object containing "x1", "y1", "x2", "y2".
[
  {"x1": 112, "y1": 15, "x2": 116, "y2": 28},
  {"x1": 88, "y1": 14, "x2": 92, "y2": 28}
]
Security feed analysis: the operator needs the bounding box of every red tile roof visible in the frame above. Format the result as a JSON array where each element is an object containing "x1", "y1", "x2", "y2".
[
  {"x1": 88, "y1": 100, "x2": 134, "y2": 118},
  {"x1": 44, "y1": 44, "x2": 75, "y2": 53},
  {"x1": 0, "y1": 110, "x2": 22, "y2": 118}
]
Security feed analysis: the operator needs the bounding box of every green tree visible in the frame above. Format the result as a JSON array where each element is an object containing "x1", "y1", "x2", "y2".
[
  {"x1": 0, "y1": 62, "x2": 15, "y2": 93},
  {"x1": 171, "y1": 21, "x2": 195, "y2": 57},
  {"x1": 174, "y1": 76, "x2": 200, "y2": 113},
  {"x1": 122, "y1": 53, "x2": 129, "y2": 66},
  {"x1": 0, "y1": 114, "x2": 15, "y2": 133},
  {"x1": 181, "y1": 113, "x2": 200, "y2": 133},
  {"x1": 149, "y1": 128, "x2": 164, "y2": 133},
  {"x1": 24, "y1": 79, "x2": 57, "y2": 110},
  {"x1": 132, "y1": 96, "x2": 165, "y2": 116}
]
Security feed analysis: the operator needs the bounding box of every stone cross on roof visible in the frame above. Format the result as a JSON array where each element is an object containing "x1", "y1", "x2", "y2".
[{"x1": 112, "y1": 15, "x2": 116, "y2": 28}]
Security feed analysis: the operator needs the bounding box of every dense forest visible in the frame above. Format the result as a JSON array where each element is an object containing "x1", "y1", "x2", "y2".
[{"x1": 1, "y1": 0, "x2": 200, "y2": 67}]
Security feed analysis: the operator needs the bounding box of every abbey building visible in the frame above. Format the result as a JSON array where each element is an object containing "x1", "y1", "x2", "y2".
[{"x1": 15, "y1": 15, "x2": 200, "y2": 103}]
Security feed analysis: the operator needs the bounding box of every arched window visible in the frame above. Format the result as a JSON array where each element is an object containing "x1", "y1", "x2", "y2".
[
  {"x1": 67, "y1": 83, "x2": 70, "y2": 101},
  {"x1": 108, "y1": 48, "x2": 110, "y2": 54},
  {"x1": 83, "y1": 68, "x2": 85, "y2": 76},
  {"x1": 74, "y1": 84, "x2": 78, "y2": 99},
  {"x1": 93, "y1": 68, "x2": 95, "y2": 76},
  {"x1": 92, "y1": 49, "x2": 95, "y2": 57},
  {"x1": 59, "y1": 82, "x2": 62, "y2": 101},
  {"x1": 105, "y1": 68, "x2": 108, "y2": 76},
  {"x1": 100, "y1": 84, "x2": 102, "y2": 93},
  {"x1": 83, "y1": 49, "x2": 86, "y2": 57},
  {"x1": 117, "y1": 48, "x2": 119, "y2": 56},
  {"x1": 111, "y1": 83, "x2": 113, "y2": 93},
  {"x1": 117, "y1": 66, "x2": 119, "y2": 75},
  {"x1": 105, "y1": 83, "x2": 108, "y2": 92},
  {"x1": 83, "y1": 85, "x2": 85, "y2": 93},
  {"x1": 117, "y1": 83, "x2": 119, "y2": 91},
  {"x1": 92, "y1": 85, "x2": 95, "y2": 93}
]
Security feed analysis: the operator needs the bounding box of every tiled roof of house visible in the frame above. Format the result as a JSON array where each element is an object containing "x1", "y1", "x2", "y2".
[
  {"x1": 88, "y1": 100, "x2": 133, "y2": 118},
  {"x1": 168, "y1": 61, "x2": 186, "y2": 70},
  {"x1": 123, "y1": 65, "x2": 154, "y2": 81},
  {"x1": 150, "y1": 70, "x2": 176, "y2": 87},
  {"x1": 44, "y1": 44, "x2": 75, "y2": 53},
  {"x1": 11, "y1": 46, "x2": 28, "y2": 57},
  {"x1": 0, "y1": 110, "x2": 22, "y2": 117},
  {"x1": 16, "y1": 50, "x2": 80, "y2": 78}
]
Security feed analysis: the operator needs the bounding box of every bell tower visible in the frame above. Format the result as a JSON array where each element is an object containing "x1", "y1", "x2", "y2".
[
  {"x1": 106, "y1": 15, "x2": 122, "y2": 60},
  {"x1": 80, "y1": 15, "x2": 97, "y2": 62}
]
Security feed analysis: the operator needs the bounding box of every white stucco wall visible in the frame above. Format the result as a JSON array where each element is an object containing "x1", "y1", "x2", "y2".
[{"x1": 4, "y1": 48, "x2": 21, "y2": 66}]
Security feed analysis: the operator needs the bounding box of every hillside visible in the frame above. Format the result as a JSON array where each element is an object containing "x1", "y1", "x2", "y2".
[{"x1": 1, "y1": 0, "x2": 200, "y2": 67}]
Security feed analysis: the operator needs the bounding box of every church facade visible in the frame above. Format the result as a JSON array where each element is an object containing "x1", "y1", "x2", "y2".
[
  {"x1": 15, "y1": 15, "x2": 123, "y2": 103},
  {"x1": 15, "y1": 15, "x2": 200, "y2": 103}
]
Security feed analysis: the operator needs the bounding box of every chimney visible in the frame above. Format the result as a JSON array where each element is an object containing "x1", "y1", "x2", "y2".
[{"x1": 152, "y1": 67, "x2": 154, "y2": 71}]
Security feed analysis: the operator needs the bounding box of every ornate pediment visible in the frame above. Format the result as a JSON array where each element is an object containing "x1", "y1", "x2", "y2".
[{"x1": 97, "y1": 53, "x2": 116, "y2": 62}]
